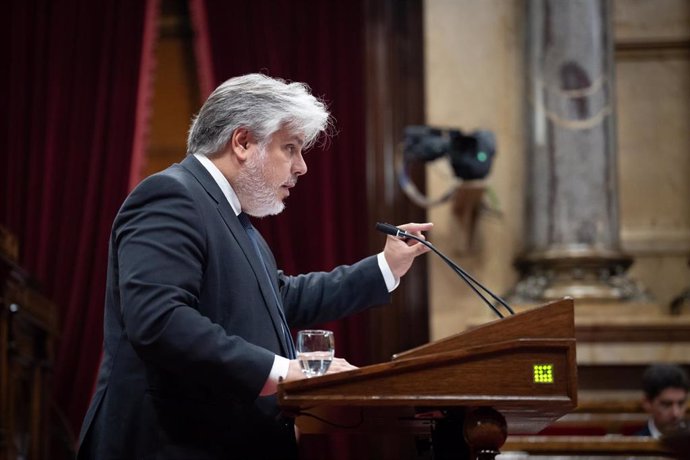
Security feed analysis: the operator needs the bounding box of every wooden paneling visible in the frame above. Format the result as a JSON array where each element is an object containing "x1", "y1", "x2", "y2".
[
  {"x1": 364, "y1": 0, "x2": 429, "y2": 365},
  {"x1": 0, "y1": 255, "x2": 57, "y2": 460}
]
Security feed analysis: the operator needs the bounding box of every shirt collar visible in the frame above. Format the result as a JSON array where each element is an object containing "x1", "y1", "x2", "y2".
[
  {"x1": 193, "y1": 153, "x2": 241, "y2": 216},
  {"x1": 648, "y1": 419, "x2": 662, "y2": 439}
]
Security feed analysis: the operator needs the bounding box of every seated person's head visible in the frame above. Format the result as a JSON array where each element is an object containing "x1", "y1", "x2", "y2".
[{"x1": 642, "y1": 364, "x2": 689, "y2": 435}]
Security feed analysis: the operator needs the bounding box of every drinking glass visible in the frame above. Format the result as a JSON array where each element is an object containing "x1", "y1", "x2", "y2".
[{"x1": 296, "y1": 330, "x2": 334, "y2": 378}]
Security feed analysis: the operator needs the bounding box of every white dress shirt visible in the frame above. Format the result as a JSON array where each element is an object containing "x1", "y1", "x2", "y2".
[{"x1": 647, "y1": 419, "x2": 662, "y2": 439}]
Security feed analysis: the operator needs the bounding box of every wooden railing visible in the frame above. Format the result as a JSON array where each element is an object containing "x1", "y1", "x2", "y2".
[
  {"x1": 503, "y1": 435, "x2": 672, "y2": 457},
  {"x1": 501, "y1": 391, "x2": 689, "y2": 458}
]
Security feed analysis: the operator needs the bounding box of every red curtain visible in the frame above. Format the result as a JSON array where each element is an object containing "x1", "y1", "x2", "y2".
[
  {"x1": 0, "y1": 0, "x2": 158, "y2": 444},
  {"x1": 190, "y1": 0, "x2": 372, "y2": 366}
]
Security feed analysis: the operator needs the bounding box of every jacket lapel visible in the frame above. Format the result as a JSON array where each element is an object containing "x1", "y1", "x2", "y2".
[{"x1": 179, "y1": 155, "x2": 290, "y2": 357}]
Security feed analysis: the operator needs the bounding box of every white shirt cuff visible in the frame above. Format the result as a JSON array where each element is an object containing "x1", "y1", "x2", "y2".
[
  {"x1": 377, "y1": 252, "x2": 399, "y2": 292},
  {"x1": 260, "y1": 354, "x2": 291, "y2": 396}
]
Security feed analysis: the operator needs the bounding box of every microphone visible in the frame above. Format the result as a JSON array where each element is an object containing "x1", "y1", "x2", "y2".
[{"x1": 375, "y1": 222, "x2": 514, "y2": 318}]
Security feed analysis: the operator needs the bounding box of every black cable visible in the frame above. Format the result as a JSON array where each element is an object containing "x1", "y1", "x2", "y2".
[
  {"x1": 377, "y1": 223, "x2": 514, "y2": 317},
  {"x1": 295, "y1": 409, "x2": 365, "y2": 430}
]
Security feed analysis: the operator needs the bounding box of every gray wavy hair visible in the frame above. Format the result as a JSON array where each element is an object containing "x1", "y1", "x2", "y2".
[{"x1": 187, "y1": 73, "x2": 331, "y2": 156}]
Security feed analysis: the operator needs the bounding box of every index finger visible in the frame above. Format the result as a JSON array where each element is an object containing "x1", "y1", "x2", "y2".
[{"x1": 396, "y1": 222, "x2": 434, "y2": 233}]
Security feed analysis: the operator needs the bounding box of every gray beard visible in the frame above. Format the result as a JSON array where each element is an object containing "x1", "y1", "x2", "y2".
[{"x1": 234, "y1": 149, "x2": 286, "y2": 217}]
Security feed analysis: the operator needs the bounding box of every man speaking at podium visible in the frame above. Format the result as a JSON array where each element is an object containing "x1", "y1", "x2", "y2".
[{"x1": 77, "y1": 74, "x2": 431, "y2": 459}]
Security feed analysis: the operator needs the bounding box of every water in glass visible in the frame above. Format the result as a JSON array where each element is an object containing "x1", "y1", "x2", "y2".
[{"x1": 296, "y1": 330, "x2": 334, "y2": 378}]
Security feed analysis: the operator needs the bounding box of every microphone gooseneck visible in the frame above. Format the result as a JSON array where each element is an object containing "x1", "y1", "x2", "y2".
[{"x1": 375, "y1": 222, "x2": 514, "y2": 319}]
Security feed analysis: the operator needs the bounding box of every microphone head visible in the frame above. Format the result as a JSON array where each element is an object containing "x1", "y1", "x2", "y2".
[{"x1": 375, "y1": 222, "x2": 400, "y2": 237}]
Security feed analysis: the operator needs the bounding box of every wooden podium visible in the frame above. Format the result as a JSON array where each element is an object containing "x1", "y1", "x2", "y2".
[{"x1": 278, "y1": 298, "x2": 577, "y2": 459}]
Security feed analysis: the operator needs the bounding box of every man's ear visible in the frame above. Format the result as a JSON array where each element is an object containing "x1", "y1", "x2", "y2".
[
  {"x1": 230, "y1": 128, "x2": 253, "y2": 161},
  {"x1": 642, "y1": 397, "x2": 652, "y2": 413}
]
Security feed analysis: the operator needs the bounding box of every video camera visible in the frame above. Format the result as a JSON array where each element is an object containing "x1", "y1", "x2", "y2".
[{"x1": 403, "y1": 125, "x2": 496, "y2": 180}]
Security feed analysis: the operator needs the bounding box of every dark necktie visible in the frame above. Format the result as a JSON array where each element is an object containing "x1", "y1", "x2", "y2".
[{"x1": 237, "y1": 212, "x2": 296, "y2": 358}]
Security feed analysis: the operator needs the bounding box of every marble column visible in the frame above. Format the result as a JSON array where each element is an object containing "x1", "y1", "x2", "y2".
[{"x1": 512, "y1": 0, "x2": 646, "y2": 302}]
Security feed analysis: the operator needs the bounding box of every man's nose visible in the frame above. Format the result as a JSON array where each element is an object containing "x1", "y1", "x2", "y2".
[{"x1": 293, "y1": 152, "x2": 307, "y2": 176}]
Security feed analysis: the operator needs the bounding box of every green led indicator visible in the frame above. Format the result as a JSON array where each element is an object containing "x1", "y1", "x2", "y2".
[
  {"x1": 533, "y1": 364, "x2": 554, "y2": 384},
  {"x1": 477, "y1": 151, "x2": 488, "y2": 162}
]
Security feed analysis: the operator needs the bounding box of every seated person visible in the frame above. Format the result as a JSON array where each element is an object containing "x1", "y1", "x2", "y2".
[{"x1": 638, "y1": 363, "x2": 689, "y2": 438}]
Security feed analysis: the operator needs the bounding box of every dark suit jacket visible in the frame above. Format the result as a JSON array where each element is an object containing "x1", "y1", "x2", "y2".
[
  {"x1": 635, "y1": 422, "x2": 653, "y2": 437},
  {"x1": 77, "y1": 155, "x2": 390, "y2": 459}
]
